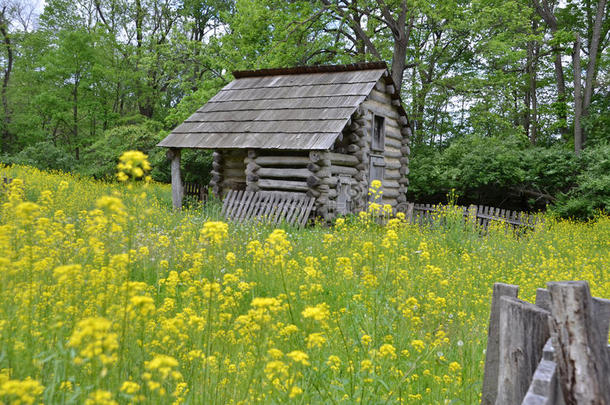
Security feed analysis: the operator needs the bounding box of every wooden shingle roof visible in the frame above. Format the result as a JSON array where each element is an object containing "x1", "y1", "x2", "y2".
[{"x1": 158, "y1": 62, "x2": 393, "y2": 150}]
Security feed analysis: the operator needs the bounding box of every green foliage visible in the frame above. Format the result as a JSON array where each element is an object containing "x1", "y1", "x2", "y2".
[
  {"x1": 408, "y1": 137, "x2": 597, "y2": 216},
  {"x1": 1, "y1": 141, "x2": 77, "y2": 172},
  {"x1": 164, "y1": 80, "x2": 225, "y2": 129},
  {"x1": 582, "y1": 93, "x2": 610, "y2": 146},
  {"x1": 409, "y1": 136, "x2": 527, "y2": 202},
  {"x1": 81, "y1": 118, "x2": 163, "y2": 180},
  {"x1": 0, "y1": 0, "x2": 606, "y2": 221},
  {"x1": 552, "y1": 144, "x2": 610, "y2": 219}
]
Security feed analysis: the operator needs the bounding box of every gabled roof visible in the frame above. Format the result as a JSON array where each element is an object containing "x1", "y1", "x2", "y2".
[{"x1": 158, "y1": 62, "x2": 404, "y2": 150}]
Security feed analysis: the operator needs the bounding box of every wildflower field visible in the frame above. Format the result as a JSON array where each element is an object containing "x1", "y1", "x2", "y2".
[{"x1": 0, "y1": 163, "x2": 609, "y2": 405}]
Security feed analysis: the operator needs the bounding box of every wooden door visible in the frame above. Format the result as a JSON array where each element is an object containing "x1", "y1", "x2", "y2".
[{"x1": 336, "y1": 176, "x2": 352, "y2": 215}]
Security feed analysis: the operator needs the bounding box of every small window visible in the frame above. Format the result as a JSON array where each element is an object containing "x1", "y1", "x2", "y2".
[{"x1": 372, "y1": 115, "x2": 385, "y2": 152}]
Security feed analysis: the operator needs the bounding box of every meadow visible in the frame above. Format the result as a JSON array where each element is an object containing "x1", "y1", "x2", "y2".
[{"x1": 0, "y1": 160, "x2": 609, "y2": 404}]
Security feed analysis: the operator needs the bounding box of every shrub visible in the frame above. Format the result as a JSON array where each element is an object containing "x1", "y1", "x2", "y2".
[{"x1": 0, "y1": 141, "x2": 77, "y2": 172}]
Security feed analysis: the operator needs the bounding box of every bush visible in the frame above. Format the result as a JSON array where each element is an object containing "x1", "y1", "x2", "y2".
[
  {"x1": 80, "y1": 117, "x2": 164, "y2": 180},
  {"x1": 552, "y1": 143, "x2": 610, "y2": 219},
  {"x1": 408, "y1": 136, "x2": 528, "y2": 206},
  {"x1": 1, "y1": 141, "x2": 77, "y2": 172},
  {"x1": 407, "y1": 136, "x2": 606, "y2": 218}
]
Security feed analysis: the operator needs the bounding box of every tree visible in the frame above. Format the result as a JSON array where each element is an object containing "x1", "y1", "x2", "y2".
[{"x1": 533, "y1": 0, "x2": 609, "y2": 153}]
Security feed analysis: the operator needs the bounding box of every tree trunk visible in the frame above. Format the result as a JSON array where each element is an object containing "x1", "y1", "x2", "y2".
[
  {"x1": 532, "y1": 0, "x2": 569, "y2": 137},
  {"x1": 525, "y1": 20, "x2": 539, "y2": 145},
  {"x1": 73, "y1": 75, "x2": 79, "y2": 160},
  {"x1": 573, "y1": 34, "x2": 583, "y2": 154},
  {"x1": 553, "y1": 53, "x2": 568, "y2": 138},
  {"x1": 0, "y1": 8, "x2": 13, "y2": 153},
  {"x1": 530, "y1": 39, "x2": 539, "y2": 145},
  {"x1": 581, "y1": 0, "x2": 607, "y2": 146}
]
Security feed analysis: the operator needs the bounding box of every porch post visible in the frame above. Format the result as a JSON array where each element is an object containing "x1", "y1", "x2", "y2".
[{"x1": 167, "y1": 148, "x2": 183, "y2": 210}]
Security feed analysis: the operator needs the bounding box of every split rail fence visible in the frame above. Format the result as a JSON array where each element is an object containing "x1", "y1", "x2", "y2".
[
  {"x1": 404, "y1": 202, "x2": 541, "y2": 230},
  {"x1": 481, "y1": 281, "x2": 610, "y2": 405}
]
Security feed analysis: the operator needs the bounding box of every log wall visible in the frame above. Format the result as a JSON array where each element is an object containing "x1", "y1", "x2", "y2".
[
  {"x1": 242, "y1": 149, "x2": 312, "y2": 199},
  {"x1": 361, "y1": 76, "x2": 411, "y2": 211},
  {"x1": 310, "y1": 105, "x2": 369, "y2": 219},
  {"x1": 209, "y1": 149, "x2": 247, "y2": 197}
]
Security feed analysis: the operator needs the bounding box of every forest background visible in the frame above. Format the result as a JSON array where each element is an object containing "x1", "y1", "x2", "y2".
[{"x1": 0, "y1": 0, "x2": 607, "y2": 218}]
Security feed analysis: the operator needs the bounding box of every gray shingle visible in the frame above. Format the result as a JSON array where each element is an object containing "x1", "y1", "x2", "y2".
[{"x1": 158, "y1": 65, "x2": 387, "y2": 150}]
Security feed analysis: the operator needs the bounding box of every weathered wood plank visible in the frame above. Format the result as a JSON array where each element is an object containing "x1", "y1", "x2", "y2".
[
  {"x1": 242, "y1": 192, "x2": 261, "y2": 220},
  {"x1": 496, "y1": 297, "x2": 550, "y2": 405},
  {"x1": 174, "y1": 119, "x2": 347, "y2": 134},
  {"x1": 259, "y1": 178, "x2": 310, "y2": 192},
  {"x1": 257, "y1": 167, "x2": 311, "y2": 179},
  {"x1": 362, "y1": 97, "x2": 401, "y2": 120},
  {"x1": 211, "y1": 82, "x2": 372, "y2": 102},
  {"x1": 285, "y1": 195, "x2": 303, "y2": 224},
  {"x1": 167, "y1": 148, "x2": 183, "y2": 210},
  {"x1": 327, "y1": 152, "x2": 359, "y2": 166},
  {"x1": 220, "y1": 189, "x2": 234, "y2": 217},
  {"x1": 262, "y1": 193, "x2": 279, "y2": 219},
  {"x1": 521, "y1": 357, "x2": 561, "y2": 405},
  {"x1": 299, "y1": 196, "x2": 316, "y2": 226},
  {"x1": 200, "y1": 96, "x2": 365, "y2": 112},
  {"x1": 223, "y1": 190, "x2": 238, "y2": 218},
  {"x1": 224, "y1": 70, "x2": 383, "y2": 90},
  {"x1": 547, "y1": 281, "x2": 610, "y2": 405},
  {"x1": 235, "y1": 191, "x2": 254, "y2": 220},
  {"x1": 255, "y1": 156, "x2": 311, "y2": 166},
  {"x1": 253, "y1": 193, "x2": 272, "y2": 218},
  {"x1": 187, "y1": 107, "x2": 356, "y2": 122},
  {"x1": 481, "y1": 283, "x2": 520, "y2": 405}
]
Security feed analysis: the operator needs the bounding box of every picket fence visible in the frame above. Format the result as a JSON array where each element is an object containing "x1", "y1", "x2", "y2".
[
  {"x1": 404, "y1": 202, "x2": 542, "y2": 230},
  {"x1": 183, "y1": 181, "x2": 208, "y2": 202}
]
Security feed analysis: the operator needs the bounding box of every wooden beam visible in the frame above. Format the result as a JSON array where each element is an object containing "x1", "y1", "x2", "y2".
[
  {"x1": 481, "y1": 283, "x2": 519, "y2": 405},
  {"x1": 258, "y1": 178, "x2": 310, "y2": 192},
  {"x1": 255, "y1": 156, "x2": 310, "y2": 166},
  {"x1": 327, "y1": 152, "x2": 359, "y2": 167},
  {"x1": 547, "y1": 281, "x2": 610, "y2": 404},
  {"x1": 496, "y1": 297, "x2": 550, "y2": 405},
  {"x1": 167, "y1": 148, "x2": 183, "y2": 210},
  {"x1": 257, "y1": 167, "x2": 311, "y2": 179}
]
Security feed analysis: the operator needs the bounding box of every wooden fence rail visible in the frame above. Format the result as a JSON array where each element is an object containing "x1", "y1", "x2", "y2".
[
  {"x1": 481, "y1": 281, "x2": 610, "y2": 405},
  {"x1": 404, "y1": 202, "x2": 541, "y2": 230}
]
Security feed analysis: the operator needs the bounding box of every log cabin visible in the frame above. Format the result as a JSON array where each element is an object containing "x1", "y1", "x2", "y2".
[{"x1": 158, "y1": 62, "x2": 412, "y2": 222}]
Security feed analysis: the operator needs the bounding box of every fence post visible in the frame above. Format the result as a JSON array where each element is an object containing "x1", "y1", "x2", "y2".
[
  {"x1": 167, "y1": 148, "x2": 183, "y2": 210},
  {"x1": 481, "y1": 283, "x2": 519, "y2": 405},
  {"x1": 547, "y1": 281, "x2": 610, "y2": 405},
  {"x1": 495, "y1": 297, "x2": 550, "y2": 405},
  {"x1": 405, "y1": 202, "x2": 414, "y2": 223},
  {"x1": 467, "y1": 204, "x2": 478, "y2": 226}
]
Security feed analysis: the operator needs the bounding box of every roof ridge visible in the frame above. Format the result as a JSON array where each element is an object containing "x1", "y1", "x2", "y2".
[{"x1": 232, "y1": 62, "x2": 387, "y2": 79}]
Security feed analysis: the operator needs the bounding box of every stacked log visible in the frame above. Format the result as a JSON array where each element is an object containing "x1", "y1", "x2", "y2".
[
  {"x1": 245, "y1": 149, "x2": 260, "y2": 192},
  {"x1": 209, "y1": 151, "x2": 223, "y2": 197},
  {"x1": 344, "y1": 106, "x2": 370, "y2": 213},
  {"x1": 362, "y1": 78, "x2": 412, "y2": 210},
  {"x1": 219, "y1": 150, "x2": 247, "y2": 193},
  {"x1": 397, "y1": 118, "x2": 411, "y2": 206},
  {"x1": 248, "y1": 150, "x2": 313, "y2": 195},
  {"x1": 308, "y1": 151, "x2": 329, "y2": 219}
]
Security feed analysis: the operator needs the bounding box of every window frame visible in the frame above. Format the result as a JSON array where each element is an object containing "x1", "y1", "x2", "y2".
[{"x1": 371, "y1": 115, "x2": 385, "y2": 152}]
